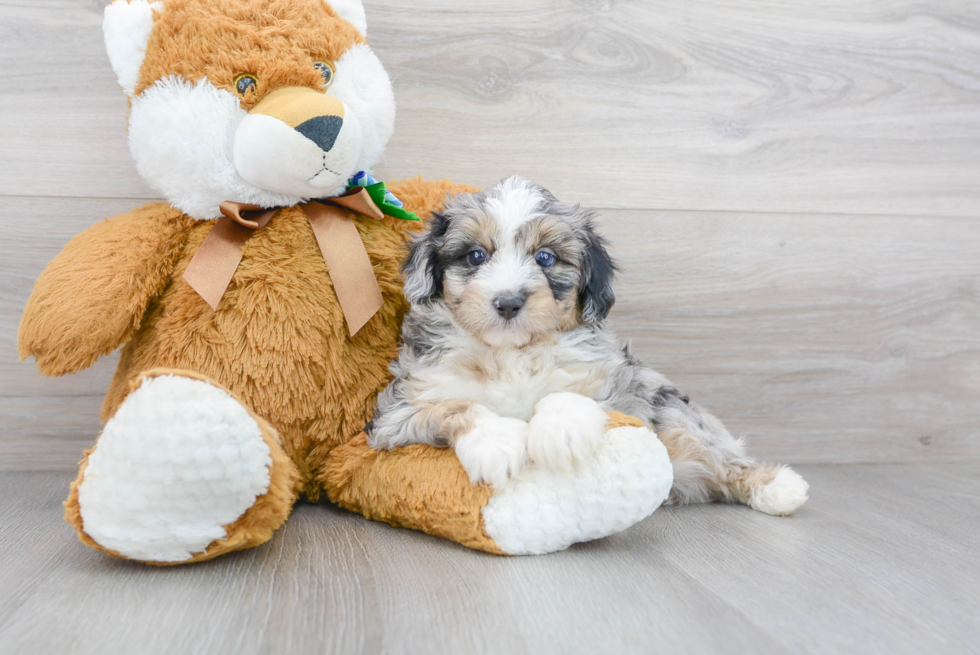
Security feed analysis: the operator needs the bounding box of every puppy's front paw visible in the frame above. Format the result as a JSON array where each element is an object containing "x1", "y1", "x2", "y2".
[
  {"x1": 527, "y1": 392, "x2": 608, "y2": 471},
  {"x1": 454, "y1": 413, "x2": 529, "y2": 489}
]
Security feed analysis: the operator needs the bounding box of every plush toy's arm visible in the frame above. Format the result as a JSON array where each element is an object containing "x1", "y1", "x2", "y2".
[
  {"x1": 18, "y1": 203, "x2": 191, "y2": 376},
  {"x1": 322, "y1": 412, "x2": 672, "y2": 556}
]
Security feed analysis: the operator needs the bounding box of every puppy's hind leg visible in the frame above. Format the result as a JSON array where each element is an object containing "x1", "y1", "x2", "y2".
[{"x1": 655, "y1": 405, "x2": 809, "y2": 516}]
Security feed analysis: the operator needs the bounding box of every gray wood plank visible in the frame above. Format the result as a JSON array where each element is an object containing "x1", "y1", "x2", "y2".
[
  {"x1": 4, "y1": 197, "x2": 978, "y2": 468},
  {"x1": 0, "y1": 471, "x2": 791, "y2": 655},
  {"x1": 624, "y1": 464, "x2": 980, "y2": 655},
  {"x1": 0, "y1": 466, "x2": 977, "y2": 654},
  {"x1": 2, "y1": 0, "x2": 980, "y2": 216},
  {"x1": 798, "y1": 464, "x2": 980, "y2": 555},
  {"x1": 604, "y1": 210, "x2": 980, "y2": 464}
]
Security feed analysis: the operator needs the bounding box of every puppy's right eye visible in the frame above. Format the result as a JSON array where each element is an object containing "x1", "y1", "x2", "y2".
[{"x1": 466, "y1": 248, "x2": 487, "y2": 267}]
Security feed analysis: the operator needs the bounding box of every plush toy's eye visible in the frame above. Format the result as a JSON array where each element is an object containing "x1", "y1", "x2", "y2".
[
  {"x1": 466, "y1": 248, "x2": 487, "y2": 267},
  {"x1": 535, "y1": 250, "x2": 556, "y2": 267},
  {"x1": 313, "y1": 61, "x2": 334, "y2": 86},
  {"x1": 234, "y1": 74, "x2": 258, "y2": 96}
]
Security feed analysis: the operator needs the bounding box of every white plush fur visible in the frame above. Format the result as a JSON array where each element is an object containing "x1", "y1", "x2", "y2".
[
  {"x1": 122, "y1": 27, "x2": 395, "y2": 219},
  {"x1": 482, "y1": 425, "x2": 673, "y2": 555},
  {"x1": 76, "y1": 375, "x2": 272, "y2": 563},
  {"x1": 750, "y1": 466, "x2": 810, "y2": 516},
  {"x1": 527, "y1": 392, "x2": 609, "y2": 471},
  {"x1": 233, "y1": 110, "x2": 359, "y2": 199},
  {"x1": 128, "y1": 77, "x2": 306, "y2": 219},
  {"x1": 454, "y1": 408, "x2": 529, "y2": 489},
  {"x1": 329, "y1": 44, "x2": 396, "y2": 175},
  {"x1": 103, "y1": 0, "x2": 162, "y2": 96},
  {"x1": 327, "y1": 0, "x2": 367, "y2": 36}
]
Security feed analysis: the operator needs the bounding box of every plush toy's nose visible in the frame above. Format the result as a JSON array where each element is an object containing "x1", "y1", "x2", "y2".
[
  {"x1": 295, "y1": 115, "x2": 343, "y2": 152},
  {"x1": 249, "y1": 86, "x2": 345, "y2": 152}
]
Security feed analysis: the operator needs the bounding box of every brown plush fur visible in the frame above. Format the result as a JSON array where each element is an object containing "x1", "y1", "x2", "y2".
[
  {"x1": 323, "y1": 434, "x2": 504, "y2": 554},
  {"x1": 135, "y1": 0, "x2": 363, "y2": 103},
  {"x1": 323, "y1": 411, "x2": 648, "y2": 555},
  {"x1": 18, "y1": 204, "x2": 192, "y2": 376},
  {"x1": 23, "y1": 175, "x2": 488, "y2": 561}
]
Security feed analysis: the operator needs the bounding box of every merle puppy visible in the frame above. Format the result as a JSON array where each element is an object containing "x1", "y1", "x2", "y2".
[{"x1": 368, "y1": 176, "x2": 809, "y2": 515}]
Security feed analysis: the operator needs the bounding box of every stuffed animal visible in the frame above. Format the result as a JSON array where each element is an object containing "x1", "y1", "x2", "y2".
[{"x1": 17, "y1": 0, "x2": 673, "y2": 563}]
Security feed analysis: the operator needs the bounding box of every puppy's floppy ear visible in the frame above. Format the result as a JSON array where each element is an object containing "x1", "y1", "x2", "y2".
[
  {"x1": 578, "y1": 225, "x2": 617, "y2": 323},
  {"x1": 403, "y1": 212, "x2": 448, "y2": 304}
]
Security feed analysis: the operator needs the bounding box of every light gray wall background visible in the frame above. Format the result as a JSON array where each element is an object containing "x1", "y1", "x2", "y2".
[{"x1": 2, "y1": 0, "x2": 979, "y2": 469}]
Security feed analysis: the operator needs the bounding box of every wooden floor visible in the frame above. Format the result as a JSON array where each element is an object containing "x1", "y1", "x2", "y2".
[
  {"x1": 0, "y1": 465, "x2": 977, "y2": 655},
  {"x1": 2, "y1": 1, "x2": 979, "y2": 653}
]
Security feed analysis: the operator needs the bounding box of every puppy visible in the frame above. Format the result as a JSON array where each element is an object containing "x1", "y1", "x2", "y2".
[{"x1": 368, "y1": 176, "x2": 809, "y2": 516}]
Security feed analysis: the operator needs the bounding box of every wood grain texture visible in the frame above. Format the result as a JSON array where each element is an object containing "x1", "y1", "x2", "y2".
[
  {"x1": 0, "y1": 465, "x2": 977, "y2": 654},
  {"x1": 2, "y1": 0, "x2": 980, "y2": 215},
  {"x1": 603, "y1": 210, "x2": 980, "y2": 464},
  {"x1": 4, "y1": 197, "x2": 978, "y2": 468}
]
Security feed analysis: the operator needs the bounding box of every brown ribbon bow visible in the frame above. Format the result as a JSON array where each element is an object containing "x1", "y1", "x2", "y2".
[{"x1": 182, "y1": 187, "x2": 386, "y2": 336}]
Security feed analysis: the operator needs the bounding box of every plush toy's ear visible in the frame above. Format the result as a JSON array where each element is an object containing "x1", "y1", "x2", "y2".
[
  {"x1": 103, "y1": 0, "x2": 162, "y2": 96},
  {"x1": 402, "y1": 212, "x2": 448, "y2": 304},
  {"x1": 327, "y1": 0, "x2": 368, "y2": 37}
]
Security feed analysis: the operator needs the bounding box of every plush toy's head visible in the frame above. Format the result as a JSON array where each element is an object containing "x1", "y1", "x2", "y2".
[{"x1": 104, "y1": 0, "x2": 395, "y2": 219}]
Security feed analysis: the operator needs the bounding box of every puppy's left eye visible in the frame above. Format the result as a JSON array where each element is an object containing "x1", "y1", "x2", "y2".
[{"x1": 535, "y1": 250, "x2": 556, "y2": 267}]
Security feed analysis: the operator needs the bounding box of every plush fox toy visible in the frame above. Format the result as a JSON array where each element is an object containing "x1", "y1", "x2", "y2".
[{"x1": 17, "y1": 0, "x2": 673, "y2": 563}]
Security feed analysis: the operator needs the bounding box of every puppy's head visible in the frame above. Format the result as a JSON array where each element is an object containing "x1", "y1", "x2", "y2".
[{"x1": 404, "y1": 176, "x2": 616, "y2": 348}]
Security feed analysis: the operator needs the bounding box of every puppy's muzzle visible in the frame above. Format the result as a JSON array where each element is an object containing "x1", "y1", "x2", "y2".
[
  {"x1": 494, "y1": 294, "x2": 526, "y2": 320},
  {"x1": 250, "y1": 86, "x2": 345, "y2": 152}
]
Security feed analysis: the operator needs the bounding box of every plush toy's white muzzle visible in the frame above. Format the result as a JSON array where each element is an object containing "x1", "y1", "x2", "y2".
[{"x1": 233, "y1": 86, "x2": 363, "y2": 199}]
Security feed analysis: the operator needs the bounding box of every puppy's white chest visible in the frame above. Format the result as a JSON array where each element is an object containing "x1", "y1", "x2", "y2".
[{"x1": 416, "y1": 346, "x2": 590, "y2": 420}]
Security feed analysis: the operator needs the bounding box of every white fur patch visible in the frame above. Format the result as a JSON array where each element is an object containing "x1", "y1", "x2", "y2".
[
  {"x1": 104, "y1": 0, "x2": 162, "y2": 96},
  {"x1": 327, "y1": 0, "x2": 367, "y2": 36},
  {"x1": 129, "y1": 77, "x2": 306, "y2": 219},
  {"x1": 77, "y1": 375, "x2": 272, "y2": 563},
  {"x1": 482, "y1": 425, "x2": 673, "y2": 555},
  {"x1": 527, "y1": 392, "x2": 608, "y2": 470},
  {"x1": 454, "y1": 410, "x2": 529, "y2": 489},
  {"x1": 750, "y1": 466, "x2": 810, "y2": 516},
  {"x1": 330, "y1": 44, "x2": 396, "y2": 173},
  {"x1": 410, "y1": 326, "x2": 608, "y2": 421},
  {"x1": 483, "y1": 176, "x2": 544, "y2": 234},
  {"x1": 233, "y1": 112, "x2": 357, "y2": 199}
]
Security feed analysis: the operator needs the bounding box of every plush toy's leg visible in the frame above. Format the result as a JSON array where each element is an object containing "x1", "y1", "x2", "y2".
[
  {"x1": 321, "y1": 413, "x2": 673, "y2": 555},
  {"x1": 64, "y1": 369, "x2": 300, "y2": 565}
]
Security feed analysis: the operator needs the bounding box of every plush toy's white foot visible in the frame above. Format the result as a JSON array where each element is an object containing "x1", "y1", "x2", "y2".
[
  {"x1": 455, "y1": 411, "x2": 529, "y2": 489},
  {"x1": 76, "y1": 374, "x2": 273, "y2": 563},
  {"x1": 481, "y1": 424, "x2": 673, "y2": 555},
  {"x1": 527, "y1": 392, "x2": 608, "y2": 471},
  {"x1": 749, "y1": 466, "x2": 810, "y2": 516}
]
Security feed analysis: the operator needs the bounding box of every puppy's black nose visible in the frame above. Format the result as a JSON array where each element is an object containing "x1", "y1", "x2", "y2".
[
  {"x1": 494, "y1": 295, "x2": 525, "y2": 320},
  {"x1": 295, "y1": 115, "x2": 343, "y2": 152}
]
